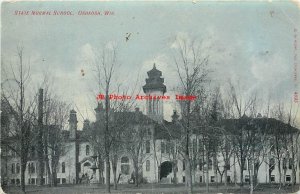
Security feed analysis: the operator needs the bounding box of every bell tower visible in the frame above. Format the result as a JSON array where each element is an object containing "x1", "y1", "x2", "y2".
[{"x1": 143, "y1": 63, "x2": 166, "y2": 122}]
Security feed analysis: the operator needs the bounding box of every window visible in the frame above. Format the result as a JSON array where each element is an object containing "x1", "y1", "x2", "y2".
[
  {"x1": 146, "y1": 160, "x2": 150, "y2": 171},
  {"x1": 16, "y1": 163, "x2": 20, "y2": 174},
  {"x1": 170, "y1": 143, "x2": 174, "y2": 154},
  {"x1": 199, "y1": 159, "x2": 203, "y2": 171},
  {"x1": 283, "y1": 158, "x2": 287, "y2": 169},
  {"x1": 183, "y1": 160, "x2": 186, "y2": 171},
  {"x1": 31, "y1": 163, "x2": 36, "y2": 173},
  {"x1": 269, "y1": 158, "x2": 275, "y2": 170},
  {"x1": 16, "y1": 179, "x2": 20, "y2": 185},
  {"x1": 147, "y1": 128, "x2": 151, "y2": 136},
  {"x1": 11, "y1": 163, "x2": 15, "y2": 174},
  {"x1": 271, "y1": 175, "x2": 275, "y2": 182},
  {"x1": 227, "y1": 176, "x2": 231, "y2": 183},
  {"x1": 161, "y1": 142, "x2": 165, "y2": 153},
  {"x1": 226, "y1": 160, "x2": 230, "y2": 170},
  {"x1": 245, "y1": 175, "x2": 250, "y2": 183},
  {"x1": 200, "y1": 176, "x2": 202, "y2": 183},
  {"x1": 286, "y1": 175, "x2": 291, "y2": 182},
  {"x1": 193, "y1": 139, "x2": 197, "y2": 153},
  {"x1": 146, "y1": 140, "x2": 150, "y2": 154},
  {"x1": 166, "y1": 142, "x2": 170, "y2": 154},
  {"x1": 211, "y1": 176, "x2": 215, "y2": 183},
  {"x1": 62, "y1": 178, "x2": 66, "y2": 184},
  {"x1": 31, "y1": 178, "x2": 35, "y2": 185},
  {"x1": 289, "y1": 158, "x2": 293, "y2": 169},
  {"x1": 84, "y1": 162, "x2": 91, "y2": 167},
  {"x1": 86, "y1": 145, "x2": 90, "y2": 156},
  {"x1": 121, "y1": 156, "x2": 130, "y2": 175},
  {"x1": 62, "y1": 162, "x2": 65, "y2": 173},
  {"x1": 243, "y1": 159, "x2": 247, "y2": 170},
  {"x1": 208, "y1": 159, "x2": 213, "y2": 170},
  {"x1": 183, "y1": 176, "x2": 185, "y2": 183},
  {"x1": 57, "y1": 178, "x2": 61, "y2": 184}
]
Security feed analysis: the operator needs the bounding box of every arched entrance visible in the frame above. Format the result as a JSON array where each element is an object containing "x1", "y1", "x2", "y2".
[{"x1": 160, "y1": 161, "x2": 172, "y2": 180}]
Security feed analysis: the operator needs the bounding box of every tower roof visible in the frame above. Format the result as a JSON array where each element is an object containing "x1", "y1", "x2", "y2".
[
  {"x1": 147, "y1": 63, "x2": 162, "y2": 77},
  {"x1": 143, "y1": 63, "x2": 166, "y2": 93}
]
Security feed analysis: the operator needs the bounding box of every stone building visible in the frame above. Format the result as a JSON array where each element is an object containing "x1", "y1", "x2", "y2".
[{"x1": 1, "y1": 64, "x2": 300, "y2": 186}]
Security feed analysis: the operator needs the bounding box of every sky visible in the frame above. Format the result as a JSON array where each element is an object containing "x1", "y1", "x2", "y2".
[{"x1": 1, "y1": 1, "x2": 300, "y2": 129}]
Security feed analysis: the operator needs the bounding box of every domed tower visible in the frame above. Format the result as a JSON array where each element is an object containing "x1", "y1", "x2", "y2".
[{"x1": 143, "y1": 63, "x2": 166, "y2": 122}]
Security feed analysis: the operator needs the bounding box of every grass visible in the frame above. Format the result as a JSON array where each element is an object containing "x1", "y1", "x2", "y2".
[{"x1": 2, "y1": 183, "x2": 300, "y2": 194}]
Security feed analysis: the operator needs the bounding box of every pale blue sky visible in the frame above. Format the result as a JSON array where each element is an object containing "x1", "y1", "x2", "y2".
[{"x1": 2, "y1": 1, "x2": 300, "y2": 128}]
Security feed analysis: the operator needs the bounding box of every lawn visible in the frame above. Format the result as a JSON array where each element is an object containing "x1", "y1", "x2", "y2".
[{"x1": 2, "y1": 183, "x2": 300, "y2": 194}]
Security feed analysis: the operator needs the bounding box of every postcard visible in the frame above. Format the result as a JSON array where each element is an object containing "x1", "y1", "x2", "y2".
[{"x1": 1, "y1": 1, "x2": 300, "y2": 193}]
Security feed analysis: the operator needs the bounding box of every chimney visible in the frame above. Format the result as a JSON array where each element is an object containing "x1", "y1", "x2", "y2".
[
  {"x1": 69, "y1": 109, "x2": 78, "y2": 139},
  {"x1": 83, "y1": 119, "x2": 90, "y2": 131}
]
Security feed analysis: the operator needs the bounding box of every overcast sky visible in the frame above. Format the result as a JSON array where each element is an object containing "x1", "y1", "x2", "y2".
[{"x1": 2, "y1": 1, "x2": 300, "y2": 129}]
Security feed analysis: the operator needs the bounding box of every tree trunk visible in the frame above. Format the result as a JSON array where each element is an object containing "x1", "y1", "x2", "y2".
[
  {"x1": 185, "y1": 157, "x2": 193, "y2": 193},
  {"x1": 134, "y1": 159, "x2": 139, "y2": 187},
  {"x1": 45, "y1": 158, "x2": 52, "y2": 186},
  {"x1": 112, "y1": 156, "x2": 118, "y2": 190},
  {"x1": 20, "y1": 157, "x2": 26, "y2": 193},
  {"x1": 105, "y1": 155, "x2": 110, "y2": 192},
  {"x1": 105, "y1": 89, "x2": 111, "y2": 193},
  {"x1": 206, "y1": 151, "x2": 209, "y2": 193},
  {"x1": 52, "y1": 170, "x2": 57, "y2": 187},
  {"x1": 240, "y1": 158, "x2": 244, "y2": 187},
  {"x1": 249, "y1": 160, "x2": 254, "y2": 194},
  {"x1": 173, "y1": 160, "x2": 177, "y2": 184},
  {"x1": 278, "y1": 159, "x2": 282, "y2": 187},
  {"x1": 224, "y1": 169, "x2": 227, "y2": 187}
]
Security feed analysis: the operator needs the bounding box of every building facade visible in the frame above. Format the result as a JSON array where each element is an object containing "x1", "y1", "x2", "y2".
[{"x1": 1, "y1": 64, "x2": 300, "y2": 186}]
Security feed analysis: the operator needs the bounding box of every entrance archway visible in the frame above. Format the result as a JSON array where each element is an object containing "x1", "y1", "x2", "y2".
[{"x1": 160, "y1": 161, "x2": 172, "y2": 180}]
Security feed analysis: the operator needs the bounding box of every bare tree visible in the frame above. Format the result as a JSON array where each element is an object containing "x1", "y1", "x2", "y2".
[
  {"x1": 43, "y1": 96, "x2": 70, "y2": 186},
  {"x1": 89, "y1": 43, "x2": 138, "y2": 192},
  {"x1": 172, "y1": 36, "x2": 210, "y2": 193},
  {"x1": 1, "y1": 46, "x2": 37, "y2": 192}
]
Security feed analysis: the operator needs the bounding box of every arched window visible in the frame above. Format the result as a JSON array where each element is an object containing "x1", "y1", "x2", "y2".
[
  {"x1": 11, "y1": 163, "x2": 15, "y2": 174},
  {"x1": 146, "y1": 160, "x2": 150, "y2": 171},
  {"x1": 208, "y1": 159, "x2": 213, "y2": 170},
  {"x1": 146, "y1": 140, "x2": 150, "y2": 153},
  {"x1": 16, "y1": 163, "x2": 20, "y2": 174},
  {"x1": 289, "y1": 158, "x2": 293, "y2": 169},
  {"x1": 31, "y1": 163, "x2": 36, "y2": 173},
  {"x1": 121, "y1": 156, "x2": 130, "y2": 175},
  {"x1": 86, "y1": 145, "x2": 90, "y2": 156},
  {"x1": 84, "y1": 162, "x2": 91, "y2": 167},
  {"x1": 62, "y1": 162, "x2": 65, "y2": 173}
]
